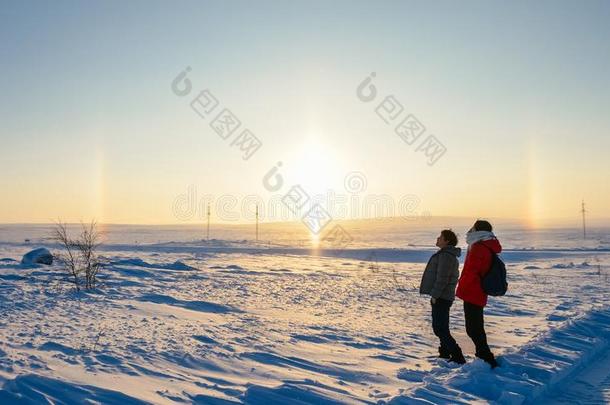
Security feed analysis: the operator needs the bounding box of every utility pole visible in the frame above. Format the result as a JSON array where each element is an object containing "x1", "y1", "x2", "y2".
[
  {"x1": 206, "y1": 203, "x2": 211, "y2": 241},
  {"x1": 581, "y1": 200, "x2": 587, "y2": 240},
  {"x1": 255, "y1": 204, "x2": 259, "y2": 242}
]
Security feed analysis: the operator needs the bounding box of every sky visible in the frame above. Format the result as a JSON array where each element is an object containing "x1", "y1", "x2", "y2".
[{"x1": 1, "y1": 0, "x2": 609, "y2": 227}]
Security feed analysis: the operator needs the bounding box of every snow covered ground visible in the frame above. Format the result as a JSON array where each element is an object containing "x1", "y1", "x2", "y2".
[{"x1": 0, "y1": 224, "x2": 609, "y2": 404}]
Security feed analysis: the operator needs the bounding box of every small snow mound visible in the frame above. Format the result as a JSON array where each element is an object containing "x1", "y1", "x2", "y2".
[
  {"x1": 210, "y1": 264, "x2": 245, "y2": 271},
  {"x1": 192, "y1": 335, "x2": 217, "y2": 344},
  {"x1": 112, "y1": 258, "x2": 148, "y2": 267},
  {"x1": 547, "y1": 313, "x2": 568, "y2": 321},
  {"x1": 111, "y1": 258, "x2": 196, "y2": 271},
  {"x1": 552, "y1": 262, "x2": 575, "y2": 269},
  {"x1": 397, "y1": 368, "x2": 426, "y2": 382},
  {"x1": 38, "y1": 342, "x2": 79, "y2": 355},
  {"x1": 551, "y1": 261, "x2": 590, "y2": 269},
  {"x1": 497, "y1": 390, "x2": 526, "y2": 404},
  {"x1": 137, "y1": 294, "x2": 240, "y2": 313},
  {"x1": 243, "y1": 382, "x2": 345, "y2": 404},
  {"x1": 0, "y1": 374, "x2": 148, "y2": 404},
  {"x1": 21, "y1": 248, "x2": 53, "y2": 266},
  {"x1": 167, "y1": 260, "x2": 196, "y2": 271}
]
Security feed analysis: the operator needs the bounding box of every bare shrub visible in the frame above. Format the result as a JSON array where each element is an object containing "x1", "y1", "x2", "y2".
[
  {"x1": 52, "y1": 220, "x2": 102, "y2": 291},
  {"x1": 53, "y1": 221, "x2": 82, "y2": 290},
  {"x1": 78, "y1": 221, "x2": 101, "y2": 289}
]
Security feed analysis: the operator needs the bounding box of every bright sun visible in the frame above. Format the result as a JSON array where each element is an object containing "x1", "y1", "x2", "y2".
[{"x1": 288, "y1": 139, "x2": 342, "y2": 196}]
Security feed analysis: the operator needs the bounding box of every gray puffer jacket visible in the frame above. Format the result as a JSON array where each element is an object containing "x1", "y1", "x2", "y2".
[{"x1": 419, "y1": 246, "x2": 461, "y2": 301}]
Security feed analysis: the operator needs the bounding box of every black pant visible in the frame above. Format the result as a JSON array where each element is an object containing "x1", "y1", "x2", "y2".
[
  {"x1": 431, "y1": 298, "x2": 459, "y2": 353},
  {"x1": 463, "y1": 301, "x2": 494, "y2": 360}
]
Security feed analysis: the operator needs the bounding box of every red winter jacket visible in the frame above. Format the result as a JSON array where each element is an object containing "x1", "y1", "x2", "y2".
[{"x1": 456, "y1": 238, "x2": 502, "y2": 307}]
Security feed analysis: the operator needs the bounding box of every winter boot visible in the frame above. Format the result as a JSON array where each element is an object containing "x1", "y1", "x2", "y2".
[
  {"x1": 449, "y1": 347, "x2": 466, "y2": 364},
  {"x1": 438, "y1": 346, "x2": 451, "y2": 359},
  {"x1": 476, "y1": 351, "x2": 499, "y2": 369},
  {"x1": 486, "y1": 357, "x2": 499, "y2": 369}
]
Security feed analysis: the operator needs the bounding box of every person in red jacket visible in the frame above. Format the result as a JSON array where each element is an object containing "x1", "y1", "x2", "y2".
[{"x1": 456, "y1": 219, "x2": 501, "y2": 368}]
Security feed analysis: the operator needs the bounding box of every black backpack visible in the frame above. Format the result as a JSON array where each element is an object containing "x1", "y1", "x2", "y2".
[{"x1": 480, "y1": 244, "x2": 508, "y2": 296}]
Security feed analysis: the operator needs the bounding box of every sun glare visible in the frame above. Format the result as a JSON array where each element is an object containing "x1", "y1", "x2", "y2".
[
  {"x1": 309, "y1": 231, "x2": 320, "y2": 248},
  {"x1": 289, "y1": 138, "x2": 342, "y2": 196}
]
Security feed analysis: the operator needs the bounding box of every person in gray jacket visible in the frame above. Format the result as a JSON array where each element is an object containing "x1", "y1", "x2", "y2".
[{"x1": 419, "y1": 229, "x2": 465, "y2": 364}]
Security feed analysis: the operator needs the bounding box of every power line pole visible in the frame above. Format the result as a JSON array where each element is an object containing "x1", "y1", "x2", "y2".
[
  {"x1": 581, "y1": 200, "x2": 587, "y2": 240},
  {"x1": 255, "y1": 204, "x2": 259, "y2": 242},
  {"x1": 206, "y1": 203, "x2": 211, "y2": 241}
]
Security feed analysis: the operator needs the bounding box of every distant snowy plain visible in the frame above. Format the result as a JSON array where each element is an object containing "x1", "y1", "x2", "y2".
[{"x1": 0, "y1": 223, "x2": 609, "y2": 404}]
